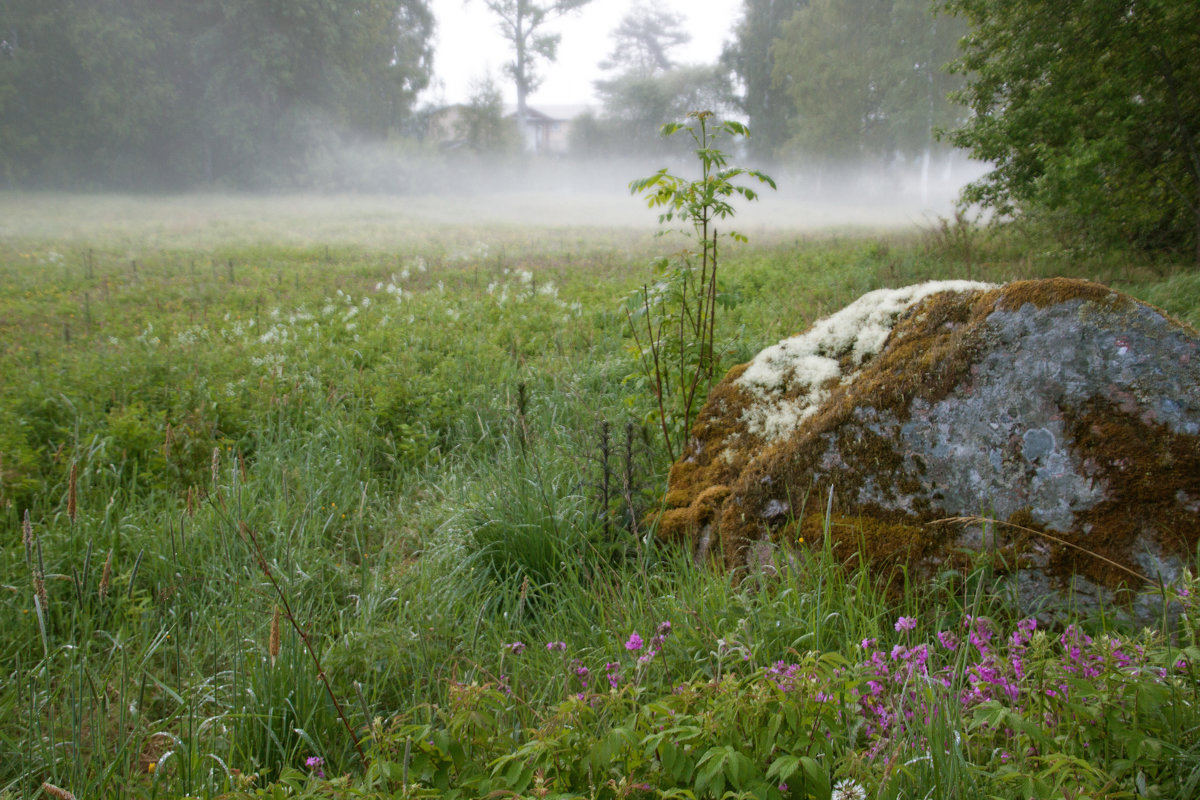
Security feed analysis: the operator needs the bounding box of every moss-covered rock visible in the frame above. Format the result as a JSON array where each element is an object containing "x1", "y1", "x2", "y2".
[{"x1": 656, "y1": 278, "x2": 1200, "y2": 620}]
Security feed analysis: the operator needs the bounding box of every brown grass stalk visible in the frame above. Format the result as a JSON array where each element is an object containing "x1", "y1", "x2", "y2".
[
  {"x1": 40, "y1": 782, "x2": 77, "y2": 800},
  {"x1": 933, "y1": 516, "x2": 1154, "y2": 585},
  {"x1": 67, "y1": 461, "x2": 78, "y2": 524},
  {"x1": 33, "y1": 536, "x2": 47, "y2": 608},
  {"x1": 23, "y1": 508, "x2": 33, "y2": 567},
  {"x1": 98, "y1": 549, "x2": 112, "y2": 601}
]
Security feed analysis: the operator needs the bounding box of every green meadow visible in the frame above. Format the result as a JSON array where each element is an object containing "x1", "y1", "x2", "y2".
[{"x1": 3, "y1": 192, "x2": 1200, "y2": 800}]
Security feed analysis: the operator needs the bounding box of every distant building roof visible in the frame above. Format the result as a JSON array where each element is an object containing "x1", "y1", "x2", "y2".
[{"x1": 504, "y1": 104, "x2": 596, "y2": 121}]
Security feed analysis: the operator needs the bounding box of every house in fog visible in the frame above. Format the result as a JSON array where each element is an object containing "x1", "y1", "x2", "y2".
[
  {"x1": 426, "y1": 103, "x2": 595, "y2": 155},
  {"x1": 505, "y1": 105, "x2": 593, "y2": 156}
]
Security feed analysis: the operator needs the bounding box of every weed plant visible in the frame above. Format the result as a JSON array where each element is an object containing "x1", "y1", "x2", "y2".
[{"x1": 1, "y1": 197, "x2": 1198, "y2": 798}]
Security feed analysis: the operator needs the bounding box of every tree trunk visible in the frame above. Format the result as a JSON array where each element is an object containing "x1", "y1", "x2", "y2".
[{"x1": 514, "y1": 10, "x2": 529, "y2": 153}]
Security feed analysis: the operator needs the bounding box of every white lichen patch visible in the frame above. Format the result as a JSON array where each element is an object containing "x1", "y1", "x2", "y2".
[{"x1": 736, "y1": 280, "x2": 995, "y2": 441}]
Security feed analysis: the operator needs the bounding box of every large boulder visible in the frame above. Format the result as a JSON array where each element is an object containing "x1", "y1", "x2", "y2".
[{"x1": 657, "y1": 278, "x2": 1200, "y2": 619}]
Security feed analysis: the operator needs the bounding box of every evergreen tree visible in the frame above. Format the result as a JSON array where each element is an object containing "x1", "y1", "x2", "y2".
[
  {"x1": 599, "y1": 2, "x2": 690, "y2": 76},
  {"x1": 578, "y1": 4, "x2": 724, "y2": 158}
]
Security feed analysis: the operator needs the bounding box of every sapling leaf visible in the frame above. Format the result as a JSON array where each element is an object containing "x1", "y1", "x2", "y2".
[
  {"x1": 798, "y1": 756, "x2": 830, "y2": 797},
  {"x1": 765, "y1": 754, "x2": 800, "y2": 783}
]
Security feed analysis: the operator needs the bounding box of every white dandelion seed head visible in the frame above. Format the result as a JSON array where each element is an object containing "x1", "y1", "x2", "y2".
[{"x1": 832, "y1": 779, "x2": 866, "y2": 800}]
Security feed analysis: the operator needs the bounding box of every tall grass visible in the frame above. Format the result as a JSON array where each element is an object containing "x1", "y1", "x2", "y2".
[{"x1": 1, "y1": 199, "x2": 1197, "y2": 798}]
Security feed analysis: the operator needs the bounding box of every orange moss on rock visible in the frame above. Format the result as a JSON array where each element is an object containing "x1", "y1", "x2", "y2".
[
  {"x1": 793, "y1": 512, "x2": 957, "y2": 572},
  {"x1": 990, "y1": 276, "x2": 1127, "y2": 313},
  {"x1": 1062, "y1": 400, "x2": 1200, "y2": 591},
  {"x1": 657, "y1": 278, "x2": 1200, "y2": 605},
  {"x1": 656, "y1": 484, "x2": 732, "y2": 543}
]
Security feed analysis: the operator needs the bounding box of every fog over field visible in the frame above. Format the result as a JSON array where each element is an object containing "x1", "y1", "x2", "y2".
[{"x1": 0, "y1": 158, "x2": 985, "y2": 250}]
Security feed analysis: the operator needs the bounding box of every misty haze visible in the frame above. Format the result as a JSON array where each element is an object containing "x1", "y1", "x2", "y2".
[
  {"x1": 3, "y1": 2, "x2": 1199, "y2": 799},
  {"x1": 0, "y1": 0, "x2": 984, "y2": 231}
]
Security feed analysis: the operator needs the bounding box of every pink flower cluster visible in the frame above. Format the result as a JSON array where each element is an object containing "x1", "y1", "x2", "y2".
[
  {"x1": 625, "y1": 621, "x2": 672, "y2": 666},
  {"x1": 849, "y1": 614, "x2": 1172, "y2": 754}
]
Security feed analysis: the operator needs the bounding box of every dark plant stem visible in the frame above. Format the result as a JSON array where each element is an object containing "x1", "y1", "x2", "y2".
[
  {"x1": 516, "y1": 382, "x2": 529, "y2": 452},
  {"x1": 238, "y1": 521, "x2": 368, "y2": 770},
  {"x1": 626, "y1": 288, "x2": 676, "y2": 463}
]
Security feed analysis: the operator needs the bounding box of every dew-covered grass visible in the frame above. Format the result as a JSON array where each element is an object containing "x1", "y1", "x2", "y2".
[{"x1": 1, "y1": 193, "x2": 1197, "y2": 799}]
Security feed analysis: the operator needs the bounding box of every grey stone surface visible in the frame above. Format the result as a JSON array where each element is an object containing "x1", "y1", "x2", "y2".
[
  {"x1": 836, "y1": 298, "x2": 1200, "y2": 533},
  {"x1": 684, "y1": 281, "x2": 1200, "y2": 624}
]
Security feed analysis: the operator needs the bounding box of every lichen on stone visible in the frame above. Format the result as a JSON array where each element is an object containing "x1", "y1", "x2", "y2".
[
  {"x1": 735, "y1": 280, "x2": 994, "y2": 441},
  {"x1": 657, "y1": 278, "x2": 1200, "y2": 621}
]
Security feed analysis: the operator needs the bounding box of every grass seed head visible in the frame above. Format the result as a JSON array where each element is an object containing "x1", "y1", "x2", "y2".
[
  {"x1": 40, "y1": 782, "x2": 77, "y2": 800},
  {"x1": 34, "y1": 574, "x2": 47, "y2": 611},
  {"x1": 67, "y1": 461, "x2": 78, "y2": 523},
  {"x1": 211, "y1": 446, "x2": 220, "y2": 485},
  {"x1": 98, "y1": 549, "x2": 113, "y2": 601},
  {"x1": 23, "y1": 508, "x2": 33, "y2": 566},
  {"x1": 269, "y1": 605, "x2": 281, "y2": 666}
]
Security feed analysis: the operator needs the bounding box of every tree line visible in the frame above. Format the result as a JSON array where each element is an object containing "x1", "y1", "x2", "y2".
[
  {"x1": 578, "y1": 0, "x2": 1197, "y2": 261},
  {"x1": 0, "y1": 0, "x2": 433, "y2": 188},
  {"x1": 2, "y1": 0, "x2": 1197, "y2": 260}
]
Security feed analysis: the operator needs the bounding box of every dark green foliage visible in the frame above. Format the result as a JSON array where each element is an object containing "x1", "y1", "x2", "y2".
[
  {"x1": 576, "y1": 66, "x2": 735, "y2": 158},
  {"x1": 0, "y1": 0, "x2": 434, "y2": 188},
  {"x1": 720, "y1": 0, "x2": 809, "y2": 162},
  {"x1": 940, "y1": 0, "x2": 1200, "y2": 262},
  {"x1": 771, "y1": 0, "x2": 968, "y2": 166}
]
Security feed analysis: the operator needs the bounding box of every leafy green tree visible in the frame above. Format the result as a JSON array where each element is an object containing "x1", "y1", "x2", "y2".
[
  {"x1": 582, "y1": 66, "x2": 733, "y2": 158},
  {"x1": 189, "y1": 0, "x2": 434, "y2": 185},
  {"x1": 720, "y1": 0, "x2": 808, "y2": 162},
  {"x1": 940, "y1": 0, "x2": 1200, "y2": 261},
  {"x1": 770, "y1": 0, "x2": 966, "y2": 169},
  {"x1": 0, "y1": 0, "x2": 434, "y2": 188},
  {"x1": 476, "y1": 0, "x2": 591, "y2": 125},
  {"x1": 456, "y1": 74, "x2": 520, "y2": 155},
  {"x1": 0, "y1": 0, "x2": 104, "y2": 185}
]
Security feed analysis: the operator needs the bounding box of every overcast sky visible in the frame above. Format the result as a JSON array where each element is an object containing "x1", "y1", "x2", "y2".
[{"x1": 423, "y1": 0, "x2": 744, "y2": 107}]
